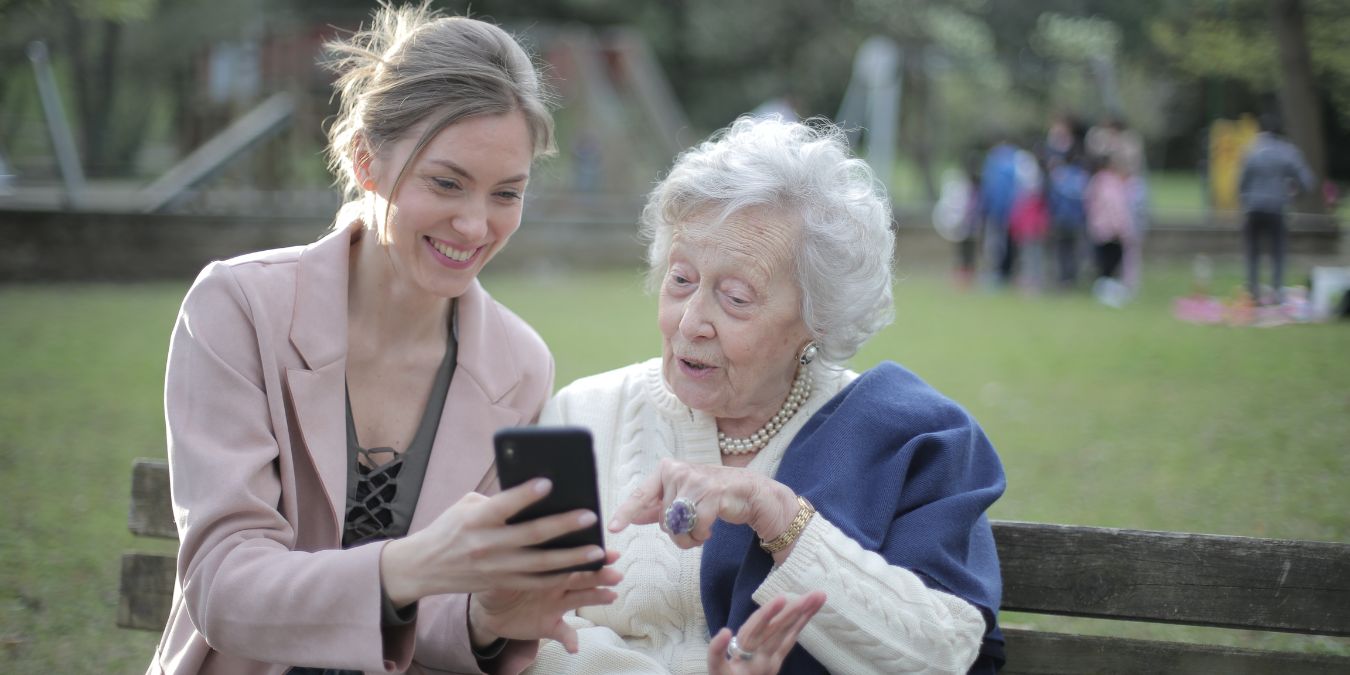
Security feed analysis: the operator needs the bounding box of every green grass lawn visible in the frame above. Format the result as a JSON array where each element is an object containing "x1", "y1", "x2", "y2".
[{"x1": 2, "y1": 260, "x2": 1347, "y2": 672}]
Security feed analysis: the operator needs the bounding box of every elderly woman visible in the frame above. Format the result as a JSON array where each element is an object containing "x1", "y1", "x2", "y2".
[{"x1": 530, "y1": 117, "x2": 1006, "y2": 674}]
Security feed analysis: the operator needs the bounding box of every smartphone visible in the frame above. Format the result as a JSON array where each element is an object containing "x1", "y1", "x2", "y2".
[{"x1": 493, "y1": 426, "x2": 605, "y2": 573}]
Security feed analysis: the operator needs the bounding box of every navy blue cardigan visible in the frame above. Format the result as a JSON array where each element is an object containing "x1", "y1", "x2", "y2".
[{"x1": 700, "y1": 362, "x2": 1006, "y2": 673}]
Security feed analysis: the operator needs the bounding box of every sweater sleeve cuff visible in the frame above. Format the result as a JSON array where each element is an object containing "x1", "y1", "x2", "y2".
[{"x1": 753, "y1": 514, "x2": 832, "y2": 603}]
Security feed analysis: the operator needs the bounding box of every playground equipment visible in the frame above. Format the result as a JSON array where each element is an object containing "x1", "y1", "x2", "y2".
[
  {"x1": 11, "y1": 24, "x2": 684, "y2": 216},
  {"x1": 835, "y1": 36, "x2": 901, "y2": 193},
  {"x1": 24, "y1": 39, "x2": 294, "y2": 214},
  {"x1": 27, "y1": 41, "x2": 86, "y2": 208},
  {"x1": 137, "y1": 92, "x2": 293, "y2": 213}
]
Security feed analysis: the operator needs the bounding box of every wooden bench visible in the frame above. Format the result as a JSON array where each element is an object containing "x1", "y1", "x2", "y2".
[{"x1": 121, "y1": 458, "x2": 1350, "y2": 672}]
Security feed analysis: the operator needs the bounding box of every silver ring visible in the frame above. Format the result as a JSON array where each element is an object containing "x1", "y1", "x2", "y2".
[
  {"x1": 662, "y1": 497, "x2": 699, "y2": 536},
  {"x1": 726, "y1": 635, "x2": 755, "y2": 661}
]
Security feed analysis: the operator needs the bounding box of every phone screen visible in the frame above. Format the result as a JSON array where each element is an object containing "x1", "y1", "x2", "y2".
[{"x1": 493, "y1": 426, "x2": 605, "y2": 572}]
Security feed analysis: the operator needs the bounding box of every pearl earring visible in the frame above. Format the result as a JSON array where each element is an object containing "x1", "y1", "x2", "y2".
[{"x1": 798, "y1": 341, "x2": 818, "y2": 366}]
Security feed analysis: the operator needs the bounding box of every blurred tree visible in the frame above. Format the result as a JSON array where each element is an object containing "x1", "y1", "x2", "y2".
[
  {"x1": 3, "y1": 0, "x2": 1338, "y2": 194},
  {"x1": 1, "y1": 0, "x2": 157, "y2": 175},
  {"x1": 1270, "y1": 0, "x2": 1326, "y2": 212},
  {"x1": 1, "y1": 0, "x2": 292, "y2": 177},
  {"x1": 63, "y1": 0, "x2": 159, "y2": 175},
  {"x1": 1149, "y1": 0, "x2": 1346, "y2": 195}
]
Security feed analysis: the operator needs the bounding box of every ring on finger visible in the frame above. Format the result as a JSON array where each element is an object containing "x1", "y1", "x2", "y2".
[
  {"x1": 662, "y1": 497, "x2": 699, "y2": 536},
  {"x1": 726, "y1": 635, "x2": 755, "y2": 661}
]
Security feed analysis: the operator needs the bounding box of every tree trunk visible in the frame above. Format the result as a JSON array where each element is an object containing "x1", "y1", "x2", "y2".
[
  {"x1": 1269, "y1": 0, "x2": 1325, "y2": 214},
  {"x1": 61, "y1": 3, "x2": 93, "y2": 169},
  {"x1": 903, "y1": 44, "x2": 938, "y2": 205},
  {"x1": 665, "y1": 0, "x2": 690, "y2": 108},
  {"x1": 0, "y1": 72, "x2": 30, "y2": 151},
  {"x1": 93, "y1": 20, "x2": 122, "y2": 172},
  {"x1": 59, "y1": 1, "x2": 124, "y2": 176}
]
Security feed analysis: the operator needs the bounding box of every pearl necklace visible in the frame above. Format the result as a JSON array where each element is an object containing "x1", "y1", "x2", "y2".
[{"x1": 717, "y1": 366, "x2": 813, "y2": 455}]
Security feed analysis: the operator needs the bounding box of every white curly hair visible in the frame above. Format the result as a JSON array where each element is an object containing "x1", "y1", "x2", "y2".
[{"x1": 640, "y1": 116, "x2": 896, "y2": 364}]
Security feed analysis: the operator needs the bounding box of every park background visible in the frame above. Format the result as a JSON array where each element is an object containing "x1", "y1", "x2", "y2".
[{"x1": 1, "y1": 0, "x2": 1347, "y2": 672}]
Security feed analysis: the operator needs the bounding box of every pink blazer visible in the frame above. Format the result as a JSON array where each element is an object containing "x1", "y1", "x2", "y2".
[{"x1": 149, "y1": 218, "x2": 554, "y2": 674}]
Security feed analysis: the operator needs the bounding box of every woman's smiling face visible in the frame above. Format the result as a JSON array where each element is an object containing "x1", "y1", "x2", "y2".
[
  {"x1": 658, "y1": 207, "x2": 812, "y2": 430},
  {"x1": 364, "y1": 111, "x2": 533, "y2": 299}
]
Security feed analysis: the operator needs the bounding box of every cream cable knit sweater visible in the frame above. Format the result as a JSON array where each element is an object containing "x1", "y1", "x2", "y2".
[{"x1": 528, "y1": 359, "x2": 986, "y2": 674}]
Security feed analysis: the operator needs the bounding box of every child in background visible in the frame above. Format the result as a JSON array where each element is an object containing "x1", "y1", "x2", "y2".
[
  {"x1": 932, "y1": 152, "x2": 984, "y2": 289},
  {"x1": 1085, "y1": 156, "x2": 1136, "y2": 307},
  {"x1": 1008, "y1": 154, "x2": 1049, "y2": 293},
  {"x1": 958, "y1": 166, "x2": 983, "y2": 289},
  {"x1": 981, "y1": 138, "x2": 1021, "y2": 286},
  {"x1": 1046, "y1": 151, "x2": 1090, "y2": 288}
]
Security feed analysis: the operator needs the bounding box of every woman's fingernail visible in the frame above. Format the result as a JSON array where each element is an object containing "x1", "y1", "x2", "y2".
[
  {"x1": 534, "y1": 478, "x2": 552, "y2": 494},
  {"x1": 588, "y1": 547, "x2": 605, "y2": 561},
  {"x1": 579, "y1": 511, "x2": 598, "y2": 526},
  {"x1": 608, "y1": 518, "x2": 621, "y2": 531}
]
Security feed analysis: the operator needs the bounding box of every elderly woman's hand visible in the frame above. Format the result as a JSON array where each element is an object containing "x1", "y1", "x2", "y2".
[
  {"x1": 609, "y1": 458, "x2": 801, "y2": 553},
  {"x1": 706, "y1": 592, "x2": 826, "y2": 675}
]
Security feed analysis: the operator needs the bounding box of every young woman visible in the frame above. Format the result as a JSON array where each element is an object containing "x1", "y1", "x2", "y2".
[{"x1": 150, "y1": 6, "x2": 619, "y2": 673}]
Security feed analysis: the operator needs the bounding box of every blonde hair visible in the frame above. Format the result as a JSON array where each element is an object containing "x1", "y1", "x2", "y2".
[{"x1": 323, "y1": 2, "x2": 555, "y2": 204}]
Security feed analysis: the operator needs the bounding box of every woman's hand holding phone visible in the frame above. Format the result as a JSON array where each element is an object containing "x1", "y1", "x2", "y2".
[
  {"x1": 469, "y1": 548, "x2": 623, "y2": 653},
  {"x1": 379, "y1": 478, "x2": 622, "y2": 607},
  {"x1": 381, "y1": 426, "x2": 621, "y2": 652}
]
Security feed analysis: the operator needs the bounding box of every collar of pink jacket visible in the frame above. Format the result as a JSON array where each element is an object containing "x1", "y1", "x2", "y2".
[{"x1": 285, "y1": 214, "x2": 530, "y2": 532}]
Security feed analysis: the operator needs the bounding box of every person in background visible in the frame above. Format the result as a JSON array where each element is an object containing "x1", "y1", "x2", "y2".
[
  {"x1": 1238, "y1": 112, "x2": 1316, "y2": 304},
  {"x1": 529, "y1": 117, "x2": 1006, "y2": 674},
  {"x1": 931, "y1": 150, "x2": 983, "y2": 290},
  {"x1": 1009, "y1": 151, "x2": 1049, "y2": 293},
  {"x1": 980, "y1": 136, "x2": 1020, "y2": 287},
  {"x1": 1087, "y1": 115, "x2": 1149, "y2": 288},
  {"x1": 1085, "y1": 154, "x2": 1136, "y2": 307},
  {"x1": 1046, "y1": 148, "x2": 1091, "y2": 289},
  {"x1": 1041, "y1": 112, "x2": 1077, "y2": 165},
  {"x1": 957, "y1": 152, "x2": 985, "y2": 289},
  {"x1": 150, "y1": 6, "x2": 621, "y2": 673}
]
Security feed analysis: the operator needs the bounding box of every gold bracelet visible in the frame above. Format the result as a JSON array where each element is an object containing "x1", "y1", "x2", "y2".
[{"x1": 759, "y1": 496, "x2": 815, "y2": 554}]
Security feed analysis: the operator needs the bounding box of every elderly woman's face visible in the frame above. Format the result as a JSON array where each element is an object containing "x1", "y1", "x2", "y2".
[{"x1": 658, "y1": 208, "x2": 811, "y2": 428}]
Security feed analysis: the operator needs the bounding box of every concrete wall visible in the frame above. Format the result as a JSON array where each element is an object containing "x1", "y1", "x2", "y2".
[
  {"x1": 0, "y1": 210, "x2": 331, "y2": 281},
  {"x1": 0, "y1": 208, "x2": 1342, "y2": 282},
  {"x1": 0, "y1": 208, "x2": 652, "y2": 282}
]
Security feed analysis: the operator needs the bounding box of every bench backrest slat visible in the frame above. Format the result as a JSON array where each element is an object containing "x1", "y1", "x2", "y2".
[
  {"x1": 117, "y1": 552, "x2": 176, "y2": 630},
  {"x1": 1001, "y1": 628, "x2": 1350, "y2": 674},
  {"x1": 127, "y1": 460, "x2": 1350, "y2": 638},
  {"x1": 129, "y1": 458, "x2": 177, "y2": 539},
  {"x1": 995, "y1": 520, "x2": 1350, "y2": 636}
]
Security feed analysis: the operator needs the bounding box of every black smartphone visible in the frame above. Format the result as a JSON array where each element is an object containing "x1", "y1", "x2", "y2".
[{"x1": 493, "y1": 426, "x2": 605, "y2": 573}]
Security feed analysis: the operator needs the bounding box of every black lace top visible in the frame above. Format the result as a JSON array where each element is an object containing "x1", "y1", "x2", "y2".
[
  {"x1": 341, "y1": 314, "x2": 456, "y2": 547},
  {"x1": 289, "y1": 302, "x2": 458, "y2": 674}
]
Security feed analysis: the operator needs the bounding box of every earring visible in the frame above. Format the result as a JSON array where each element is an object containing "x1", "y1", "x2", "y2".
[
  {"x1": 798, "y1": 341, "x2": 818, "y2": 366},
  {"x1": 361, "y1": 177, "x2": 376, "y2": 191}
]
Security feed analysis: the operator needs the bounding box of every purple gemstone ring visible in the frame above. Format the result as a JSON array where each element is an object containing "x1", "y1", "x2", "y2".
[{"x1": 663, "y1": 497, "x2": 699, "y2": 536}]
